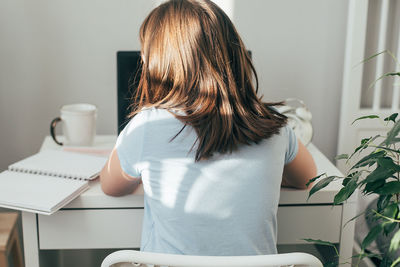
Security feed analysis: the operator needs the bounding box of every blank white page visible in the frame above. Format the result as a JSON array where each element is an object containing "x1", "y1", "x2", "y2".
[
  {"x1": 8, "y1": 150, "x2": 107, "y2": 180},
  {"x1": 0, "y1": 171, "x2": 89, "y2": 215}
]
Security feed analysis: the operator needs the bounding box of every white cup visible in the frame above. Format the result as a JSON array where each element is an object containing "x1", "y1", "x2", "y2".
[{"x1": 50, "y1": 103, "x2": 97, "y2": 146}]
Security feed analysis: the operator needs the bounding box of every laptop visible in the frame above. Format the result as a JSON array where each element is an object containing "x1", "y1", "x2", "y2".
[
  {"x1": 116, "y1": 51, "x2": 142, "y2": 134},
  {"x1": 116, "y1": 50, "x2": 251, "y2": 133}
]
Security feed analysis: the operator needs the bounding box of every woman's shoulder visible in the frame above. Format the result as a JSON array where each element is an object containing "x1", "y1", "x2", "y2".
[
  {"x1": 126, "y1": 107, "x2": 183, "y2": 132},
  {"x1": 133, "y1": 107, "x2": 175, "y2": 121}
]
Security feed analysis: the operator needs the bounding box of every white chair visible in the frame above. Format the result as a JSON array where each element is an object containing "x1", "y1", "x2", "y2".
[{"x1": 101, "y1": 250, "x2": 323, "y2": 267}]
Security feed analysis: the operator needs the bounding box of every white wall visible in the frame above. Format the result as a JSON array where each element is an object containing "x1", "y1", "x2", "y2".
[
  {"x1": 0, "y1": 0, "x2": 348, "y2": 171},
  {"x1": 0, "y1": 0, "x2": 155, "y2": 170},
  {"x1": 0, "y1": 0, "x2": 348, "y2": 265},
  {"x1": 233, "y1": 0, "x2": 348, "y2": 162}
]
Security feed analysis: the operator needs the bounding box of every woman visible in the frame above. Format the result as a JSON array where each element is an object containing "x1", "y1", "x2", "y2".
[{"x1": 100, "y1": 0, "x2": 316, "y2": 256}]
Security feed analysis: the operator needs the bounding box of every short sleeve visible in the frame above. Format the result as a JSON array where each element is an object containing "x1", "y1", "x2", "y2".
[
  {"x1": 284, "y1": 126, "x2": 299, "y2": 165},
  {"x1": 115, "y1": 111, "x2": 148, "y2": 177}
]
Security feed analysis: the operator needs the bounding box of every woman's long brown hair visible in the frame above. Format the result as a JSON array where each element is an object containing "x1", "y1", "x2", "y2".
[{"x1": 130, "y1": 0, "x2": 287, "y2": 161}]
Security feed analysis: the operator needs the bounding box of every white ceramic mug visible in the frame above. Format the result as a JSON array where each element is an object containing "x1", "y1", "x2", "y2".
[{"x1": 50, "y1": 103, "x2": 97, "y2": 146}]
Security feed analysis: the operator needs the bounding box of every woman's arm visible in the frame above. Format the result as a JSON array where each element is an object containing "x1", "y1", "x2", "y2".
[
  {"x1": 100, "y1": 148, "x2": 141, "y2": 196},
  {"x1": 281, "y1": 139, "x2": 317, "y2": 189}
]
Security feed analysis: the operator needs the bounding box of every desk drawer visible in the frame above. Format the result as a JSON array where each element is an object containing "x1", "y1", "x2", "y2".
[
  {"x1": 277, "y1": 205, "x2": 342, "y2": 244},
  {"x1": 38, "y1": 209, "x2": 144, "y2": 249},
  {"x1": 38, "y1": 206, "x2": 342, "y2": 249}
]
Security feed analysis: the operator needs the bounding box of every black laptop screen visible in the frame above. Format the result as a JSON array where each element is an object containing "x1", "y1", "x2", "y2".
[
  {"x1": 116, "y1": 50, "x2": 251, "y2": 134},
  {"x1": 117, "y1": 51, "x2": 142, "y2": 133}
]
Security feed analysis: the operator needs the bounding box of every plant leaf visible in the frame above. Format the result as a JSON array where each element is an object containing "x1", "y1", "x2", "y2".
[
  {"x1": 351, "y1": 251, "x2": 383, "y2": 260},
  {"x1": 377, "y1": 195, "x2": 392, "y2": 212},
  {"x1": 373, "y1": 146, "x2": 400, "y2": 154},
  {"x1": 384, "y1": 113, "x2": 398, "y2": 123},
  {"x1": 302, "y1": 238, "x2": 335, "y2": 247},
  {"x1": 358, "y1": 50, "x2": 387, "y2": 65},
  {"x1": 368, "y1": 72, "x2": 400, "y2": 92},
  {"x1": 363, "y1": 179, "x2": 385, "y2": 194},
  {"x1": 363, "y1": 157, "x2": 400, "y2": 184},
  {"x1": 334, "y1": 178, "x2": 358, "y2": 204},
  {"x1": 375, "y1": 181, "x2": 400, "y2": 195},
  {"x1": 305, "y1": 173, "x2": 326, "y2": 187},
  {"x1": 377, "y1": 156, "x2": 400, "y2": 170},
  {"x1": 352, "y1": 115, "x2": 379, "y2": 125},
  {"x1": 363, "y1": 167, "x2": 396, "y2": 184},
  {"x1": 361, "y1": 224, "x2": 382, "y2": 250},
  {"x1": 308, "y1": 176, "x2": 336, "y2": 200},
  {"x1": 342, "y1": 177, "x2": 351, "y2": 186},
  {"x1": 389, "y1": 229, "x2": 400, "y2": 253},
  {"x1": 349, "y1": 135, "x2": 381, "y2": 160},
  {"x1": 351, "y1": 150, "x2": 386, "y2": 169},
  {"x1": 390, "y1": 255, "x2": 400, "y2": 267},
  {"x1": 343, "y1": 211, "x2": 366, "y2": 228},
  {"x1": 335, "y1": 154, "x2": 349, "y2": 160},
  {"x1": 383, "y1": 137, "x2": 400, "y2": 146},
  {"x1": 384, "y1": 222, "x2": 397, "y2": 235},
  {"x1": 384, "y1": 120, "x2": 400, "y2": 146},
  {"x1": 387, "y1": 49, "x2": 400, "y2": 65},
  {"x1": 383, "y1": 203, "x2": 399, "y2": 218},
  {"x1": 386, "y1": 72, "x2": 400, "y2": 77},
  {"x1": 366, "y1": 50, "x2": 388, "y2": 62}
]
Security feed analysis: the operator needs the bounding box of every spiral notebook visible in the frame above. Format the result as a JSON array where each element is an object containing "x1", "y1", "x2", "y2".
[{"x1": 0, "y1": 150, "x2": 108, "y2": 215}]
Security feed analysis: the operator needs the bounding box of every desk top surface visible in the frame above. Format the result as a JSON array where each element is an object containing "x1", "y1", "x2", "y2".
[{"x1": 41, "y1": 135, "x2": 347, "y2": 208}]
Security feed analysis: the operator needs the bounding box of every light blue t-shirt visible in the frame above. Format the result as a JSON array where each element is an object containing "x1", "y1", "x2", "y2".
[{"x1": 116, "y1": 107, "x2": 298, "y2": 256}]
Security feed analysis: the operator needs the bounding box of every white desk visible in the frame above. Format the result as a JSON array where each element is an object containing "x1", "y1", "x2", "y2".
[{"x1": 21, "y1": 136, "x2": 356, "y2": 267}]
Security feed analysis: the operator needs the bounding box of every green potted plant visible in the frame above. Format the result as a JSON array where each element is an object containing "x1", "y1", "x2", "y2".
[{"x1": 306, "y1": 50, "x2": 400, "y2": 267}]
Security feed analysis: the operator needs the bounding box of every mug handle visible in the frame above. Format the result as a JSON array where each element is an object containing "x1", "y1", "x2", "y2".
[{"x1": 50, "y1": 117, "x2": 63, "y2": 146}]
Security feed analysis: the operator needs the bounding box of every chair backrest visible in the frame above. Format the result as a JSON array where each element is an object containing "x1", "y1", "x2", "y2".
[{"x1": 101, "y1": 250, "x2": 323, "y2": 267}]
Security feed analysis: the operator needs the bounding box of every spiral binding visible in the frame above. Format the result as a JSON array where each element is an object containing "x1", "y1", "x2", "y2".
[{"x1": 8, "y1": 165, "x2": 85, "y2": 180}]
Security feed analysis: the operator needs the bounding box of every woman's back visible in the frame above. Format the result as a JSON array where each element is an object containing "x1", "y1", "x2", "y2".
[
  {"x1": 116, "y1": 108, "x2": 298, "y2": 255},
  {"x1": 100, "y1": 0, "x2": 316, "y2": 256}
]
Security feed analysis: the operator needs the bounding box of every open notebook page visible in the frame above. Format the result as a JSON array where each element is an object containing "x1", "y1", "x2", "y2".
[
  {"x1": 0, "y1": 171, "x2": 89, "y2": 215},
  {"x1": 8, "y1": 150, "x2": 107, "y2": 180}
]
